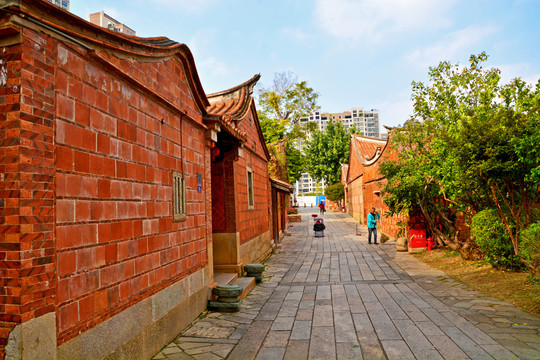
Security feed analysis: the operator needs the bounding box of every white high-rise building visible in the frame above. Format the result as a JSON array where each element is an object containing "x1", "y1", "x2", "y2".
[
  {"x1": 294, "y1": 107, "x2": 380, "y2": 196},
  {"x1": 89, "y1": 11, "x2": 136, "y2": 36},
  {"x1": 300, "y1": 107, "x2": 380, "y2": 137},
  {"x1": 46, "y1": 0, "x2": 69, "y2": 11}
]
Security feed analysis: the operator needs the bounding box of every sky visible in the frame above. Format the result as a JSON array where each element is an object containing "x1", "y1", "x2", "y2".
[{"x1": 69, "y1": 0, "x2": 540, "y2": 128}]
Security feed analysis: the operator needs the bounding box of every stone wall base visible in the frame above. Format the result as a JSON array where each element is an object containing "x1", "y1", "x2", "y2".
[
  {"x1": 5, "y1": 312, "x2": 56, "y2": 360},
  {"x1": 56, "y1": 266, "x2": 210, "y2": 360},
  {"x1": 240, "y1": 230, "x2": 272, "y2": 266}
]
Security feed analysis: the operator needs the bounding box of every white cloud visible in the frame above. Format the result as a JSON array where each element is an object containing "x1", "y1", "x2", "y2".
[
  {"x1": 198, "y1": 57, "x2": 234, "y2": 77},
  {"x1": 184, "y1": 29, "x2": 236, "y2": 82},
  {"x1": 314, "y1": 0, "x2": 457, "y2": 47},
  {"x1": 494, "y1": 63, "x2": 540, "y2": 86},
  {"x1": 281, "y1": 28, "x2": 312, "y2": 42},
  {"x1": 373, "y1": 90, "x2": 414, "y2": 128},
  {"x1": 146, "y1": 0, "x2": 216, "y2": 14},
  {"x1": 186, "y1": 28, "x2": 218, "y2": 58},
  {"x1": 405, "y1": 24, "x2": 498, "y2": 69}
]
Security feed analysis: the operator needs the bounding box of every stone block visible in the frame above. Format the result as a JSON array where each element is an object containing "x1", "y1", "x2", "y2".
[{"x1": 244, "y1": 264, "x2": 265, "y2": 282}]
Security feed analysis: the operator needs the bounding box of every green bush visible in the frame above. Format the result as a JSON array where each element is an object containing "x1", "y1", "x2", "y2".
[
  {"x1": 471, "y1": 209, "x2": 523, "y2": 270},
  {"x1": 520, "y1": 223, "x2": 540, "y2": 278},
  {"x1": 325, "y1": 183, "x2": 345, "y2": 202}
]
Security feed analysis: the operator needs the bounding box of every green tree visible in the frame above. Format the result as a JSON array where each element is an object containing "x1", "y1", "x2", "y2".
[
  {"x1": 304, "y1": 120, "x2": 351, "y2": 184},
  {"x1": 259, "y1": 111, "x2": 285, "y2": 143},
  {"x1": 325, "y1": 183, "x2": 345, "y2": 208},
  {"x1": 285, "y1": 143, "x2": 305, "y2": 183},
  {"x1": 381, "y1": 52, "x2": 540, "y2": 254},
  {"x1": 258, "y1": 71, "x2": 320, "y2": 128},
  {"x1": 258, "y1": 72, "x2": 320, "y2": 183}
]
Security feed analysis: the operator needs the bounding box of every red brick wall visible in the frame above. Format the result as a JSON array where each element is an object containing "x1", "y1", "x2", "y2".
[
  {"x1": 362, "y1": 144, "x2": 405, "y2": 239},
  {"x1": 210, "y1": 163, "x2": 226, "y2": 231},
  {"x1": 347, "y1": 178, "x2": 364, "y2": 221},
  {"x1": 0, "y1": 28, "x2": 57, "y2": 356},
  {"x1": 1, "y1": 40, "x2": 22, "y2": 355},
  {"x1": 0, "y1": 24, "x2": 212, "y2": 352},
  {"x1": 343, "y1": 140, "x2": 406, "y2": 238},
  {"x1": 54, "y1": 41, "x2": 209, "y2": 345},
  {"x1": 236, "y1": 110, "x2": 271, "y2": 245}
]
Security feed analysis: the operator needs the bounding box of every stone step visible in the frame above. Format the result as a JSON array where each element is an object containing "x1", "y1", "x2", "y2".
[
  {"x1": 232, "y1": 276, "x2": 256, "y2": 300},
  {"x1": 213, "y1": 272, "x2": 238, "y2": 286}
]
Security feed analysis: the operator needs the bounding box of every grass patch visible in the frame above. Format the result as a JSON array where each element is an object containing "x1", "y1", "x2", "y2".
[{"x1": 415, "y1": 249, "x2": 540, "y2": 317}]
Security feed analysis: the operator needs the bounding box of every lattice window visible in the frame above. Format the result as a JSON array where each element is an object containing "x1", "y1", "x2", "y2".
[
  {"x1": 247, "y1": 168, "x2": 254, "y2": 210},
  {"x1": 173, "y1": 172, "x2": 186, "y2": 221}
]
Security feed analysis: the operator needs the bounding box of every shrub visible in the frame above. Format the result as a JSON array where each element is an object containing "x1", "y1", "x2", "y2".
[
  {"x1": 325, "y1": 183, "x2": 345, "y2": 202},
  {"x1": 471, "y1": 209, "x2": 523, "y2": 270},
  {"x1": 520, "y1": 223, "x2": 540, "y2": 278},
  {"x1": 287, "y1": 208, "x2": 298, "y2": 215}
]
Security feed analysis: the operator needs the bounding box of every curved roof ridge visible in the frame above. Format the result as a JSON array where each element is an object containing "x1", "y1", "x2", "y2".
[
  {"x1": 207, "y1": 74, "x2": 260, "y2": 99},
  {"x1": 353, "y1": 134, "x2": 386, "y2": 143},
  {"x1": 206, "y1": 74, "x2": 260, "y2": 122},
  {"x1": 351, "y1": 135, "x2": 387, "y2": 165},
  {"x1": 364, "y1": 137, "x2": 391, "y2": 166},
  {"x1": 3, "y1": 0, "x2": 210, "y2": 110}
]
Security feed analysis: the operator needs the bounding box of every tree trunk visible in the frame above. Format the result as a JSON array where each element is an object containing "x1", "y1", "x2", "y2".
[
  {"x1": 490, "y1": 183, "x2": 519, "y2": 255},
  {"x1": 418, "y1": 201, "x2": 459, "y2": 249}
]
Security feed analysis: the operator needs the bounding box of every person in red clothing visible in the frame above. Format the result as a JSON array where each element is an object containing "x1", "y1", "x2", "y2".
[{"x1": 319, "y1": 201, "x2": 325, "y2": 214}]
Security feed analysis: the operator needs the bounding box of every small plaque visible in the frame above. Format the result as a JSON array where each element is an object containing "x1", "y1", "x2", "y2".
[{"x1": 197, "y1": 172, "x2": 203, "y2": 193}]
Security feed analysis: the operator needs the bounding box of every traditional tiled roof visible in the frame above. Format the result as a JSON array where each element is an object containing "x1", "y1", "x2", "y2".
[
  {"x1": 341, "y1": 163, "x2": 349, "y2": 184},
  {"x1": 204, "y1": 75, "x2": 261, "y2": 142},
  {"x1": 1, "y1": 0, "x2": 210, "y2": 114},
  {"x1": 352, "y1": 135, "x2": 387, "y2": 163},
  {"x1": 207, "y1": 74, "x2": 260, "y2": 119},
  {"x1": 270, "y1": 178, "x2": 294, "y2": 193}
]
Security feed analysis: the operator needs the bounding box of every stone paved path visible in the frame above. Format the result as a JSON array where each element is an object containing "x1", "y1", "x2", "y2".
[{"x1": 152, "y1": 208, "x2": 540, "y2": 360}]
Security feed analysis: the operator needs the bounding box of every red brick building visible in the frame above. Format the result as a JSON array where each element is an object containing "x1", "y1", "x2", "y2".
[
  {"x1": 0, "y1": 1, "x2": 278, "y2": 359},
  {"x1": 206, "y1": 75, "x2": 274, "y2": 275},
  {"x1": 342, "y1": 134, "x2": 405, "y2": 239},
  {"x1": 344, "y1": 131, "x2": 474, "y2": 249}
]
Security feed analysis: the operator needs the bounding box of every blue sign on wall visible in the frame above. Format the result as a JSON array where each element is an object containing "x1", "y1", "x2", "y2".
[{"x1": 197, "y1": 172, "x2": 202, "y2": 193}]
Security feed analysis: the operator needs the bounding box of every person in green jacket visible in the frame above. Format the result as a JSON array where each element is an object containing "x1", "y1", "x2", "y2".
[{"x1": 367, "y1": 207, "x2": 380, "y2": 244}]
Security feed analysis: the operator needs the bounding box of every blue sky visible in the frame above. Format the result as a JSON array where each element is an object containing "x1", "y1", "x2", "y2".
[{"x1": 70, "y1": 0, "x2": 540, "y2": 128}]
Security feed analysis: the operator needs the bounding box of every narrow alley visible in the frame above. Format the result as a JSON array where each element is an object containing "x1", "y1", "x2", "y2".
[{"x1": 152, "y1": 208, "x2": 540, "y2": 360}]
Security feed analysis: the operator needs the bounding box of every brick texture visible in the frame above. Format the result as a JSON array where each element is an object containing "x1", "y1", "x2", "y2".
[
  {"x1": 54, "y1": 42, "x2": 209, "y2": 344},
  {"x1": 211, "y1": 108, "x2": 271, "y2": 246},
  {"x1": 0, "y1": 23, "x2": 212, "y2": 353},
  {"x1": 344, "y1": 137, "x2": 405, "y2": 239},
  {"x1": 0, "y1": 28, "x2": 57, "y2": 358}
]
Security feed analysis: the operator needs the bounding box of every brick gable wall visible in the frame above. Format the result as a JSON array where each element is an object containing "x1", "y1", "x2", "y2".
[
  {"x1": 54, "y1": 41, "x2": 209, "y2": 344},
  {"x1": 236, "y1": 110, "x2": 270, "y2": 245},
  {"x1": 0, "y1": 23, "x2": 212, "y2": 354}
]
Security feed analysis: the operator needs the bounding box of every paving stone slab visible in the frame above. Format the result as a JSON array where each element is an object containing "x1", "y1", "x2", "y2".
[
  {"x1": 336, "y1": 342, "x2": 363, "y2": 360},
  {"x1": 309, "y1": 326, "x2": 336, "y2": 360},
  {"x1": 152, "y1": 210, "x2": 539, "y2": 360},
  {"x1": 227, "y1": 320, "x2": 272, "y2": 360},
  {"x1": 290, "y1": 320, "x2": 312, "y2": 340},
  {"x1": 284, "y1": 339, "x2": 309, "y2": 360},
  {"x1": 380, "y1": 339, "x2": 415, "y2": 360}
]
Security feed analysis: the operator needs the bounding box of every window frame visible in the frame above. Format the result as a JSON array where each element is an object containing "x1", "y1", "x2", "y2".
[
  {"x1": 247, "y1": 167, "x2": 254, "y2": 210},
  {"x1": 173, "y1": 171, "x2": 186, "y2": 221}
]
